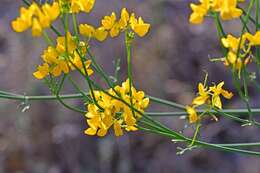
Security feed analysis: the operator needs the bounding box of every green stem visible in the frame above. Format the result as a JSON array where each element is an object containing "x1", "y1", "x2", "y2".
[
  {"x1": 238, "y1": 5, "x2": 258, "y2": 25},
  {"x1": 22, "y1": 0, "x2": 30, "y2": 6},
  {"x1": 146, "y1": 109, "x2": 260, "y2": 116},
  {"x1": 242, "y1": 69, "x2": 253, "y2": 122},
  {"x1": 67, "y1": 75, "x2": 92, "y2": 104},
  {"x1": 55, "y1": 75, "x2": 86, "y2": 114},
  {"x1": 255, "y1": 0, "x2": 260, "y2": 75},
  {"x1": 72, "y1": 14, "x2": 79, "y2": 42},
  {"x1": 125, "y1": 32, "x2": 136, "y2": 118},
  {"x1": 147, "y1": 95, "x2": 186, "y2": 110},
  {"x1": 43, "y1": 31, "x2": 54, "y2": 46},
  {"x1": 140, "y1": 126, "x2": 260, "y2": 156},
  {"x1": 214, "y1": 108, "x2": 260, "y2": 127}
]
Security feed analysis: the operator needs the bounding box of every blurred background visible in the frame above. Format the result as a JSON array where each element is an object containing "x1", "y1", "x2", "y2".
[{"x1": 0, "y1": 0, "x2": 260, "y2": 172}]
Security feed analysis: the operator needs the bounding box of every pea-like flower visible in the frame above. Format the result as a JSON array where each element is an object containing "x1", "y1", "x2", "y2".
[
  {"x1": 186, "y1": 106, "x2": 199, "y2": 124},
  {"x1": 220, "y1": 34, "x2": 252, "y2": 76},
  {"x1": 192, "y1": 83, "x2": 210, "y2": 106},
  {"x1": 57, "y1": 0, "x2": 95, "y2": 13},
  {"x1": 186, "y1": 81, "x2": 233, "y2": 123},
  {"x1": 33, "y1": 32, "x2": 93, "y2": 79},
  {"x1": 12, "y1": 2, "x2": 60, "y2": 37},
  {"x1": 209, "y1": 82, "x2": 233, "y2": 109},
  {"x1": 84, "y1": 79, "x2": 150, "y2": 137},
  {"x1": 244, "y1": 31, "x2": 260, "y2": 46},
  {"x1": 189, "y1": 0, "x2": 243, "y2": 25},
  {"x1": 79, "y1": 8, "x2": 150, "y2": 41}
]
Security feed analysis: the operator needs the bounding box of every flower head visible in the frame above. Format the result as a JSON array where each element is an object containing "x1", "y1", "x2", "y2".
[
  {"x1": 186, "y1": 106, "x2": 199, "y2": 123},
  {"x1": 186, "y1": 80, "x2": 233, "y2": 123},
  {"x1": 58, "y1": 0, "x2": 95, "y2": 13},
  {"x1": 84, "y1": 79, "x2": 149, "y2": 137},
  {"x1": 79, "y1": 8, "x2": 150, "y2": 41},
  {"x1": 192, "y1": 83, "x2": 210, "y2": 106},
  {"x1": 33, "y1": 32, "x2": 93, "y2": 79},
  {"x1": 189, "y1": 0, "x2": 243, "y2": 25},
  {"x1": 209, "y1": 82, "x2": 233, "y2": 109},
  {"x1": 12, "y1": 2, "x2": 60, "y2": 36}
]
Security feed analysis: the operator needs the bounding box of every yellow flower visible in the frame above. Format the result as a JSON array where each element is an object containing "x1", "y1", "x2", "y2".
[
  {"x1": 101, "y1": 12, "x2": 117, "y2": 30},
  {"x1": 223, "y1": 51, "x2": 250, "y2": 76},
  {"x1": 42, "y1": 2, "x2": 60, "y2": 21},
  {"x1": 11, "y1": 7, "x2": 33, "y2": 32},
  {"x1": 56, "y1": 32, "x2": 77, "y2": 53},
  {"x1": 12, "y1": 2, "x2": 60, "y2": 37},
  {"x1": 189, "y1": 0, "x2": 243, "y2": 24},
  {"x1": 79, "y1": 8, "x2": 150, "y2": 40},
  {"x1": 221, "y1": 34, "x2": 251, "y2": 76},
  {"x1": 192, "y1": 83, "x2": 209, "y2": 106},
  {"x1": 33, "y1": 63, "x2": 50, "y2": 79},
  {"x1": 68, "y1": 0, "x2": 96, "y2": 13},
  {"x1": 187, "y1": 80, "x2": 233, "y2": 123},
  {"x1": 218, "y1": 0, "x2": 242, "y2": 20},
  {"x1": 114, "y1": 120, "x2": 124, "y2": 137},
  {"x1": 189, "y1": 0, "x2": 210, "y2": 24},
  {"x1": 130, "y1": 14, "x2": 150, "y2": 37},
  {"x1": 34, "y1": 32, "x2": 93, "y2": 80},
  {"x1": 110, "y1": 23, "x2": 120, "y2": 38},
  {"x1": 31, "y1": 18, "x2": 43, "y2": 37},
  {"x1": 51, "y1": 60, "x2": 70, "y2": 77},
  {"x1": 41, "y1": 47, "x2": 59, "y2": 64},
  {"x1": 84, "y1": 79, "x2": 149, "y2": 137},
  {"x1": 94, "y1": 27, "x2": 108, "y2": 41},
  {"x1": 186, "y1": 106, "x2": 198, "y2": 123},
  {"x1": 244, "y1": 31, "x2": 260, "y2": 46},
  {"x1": 79, "y1": 24, "x2": 95, "y2": 38},
  {"x1": 221, "y1": 34, "x2": 245, "y2": 52},
  {"x1": 118, "y1": 8, "x2": 130, "y2": 29},
  {"x1": 209, "y1": 81, "x2": 233, "y2": 109}
]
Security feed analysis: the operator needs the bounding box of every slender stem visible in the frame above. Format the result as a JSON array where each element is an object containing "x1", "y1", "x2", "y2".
[
  {"x1": 255, "y1": 0, "x2": 260, "y2": 75},
  {"x1": 67, "y1": 75, "x2": 91, "y2": 103},
  {"x1": 1, "y1": 91, "x2": 260, "y2": 115},
  {"x1": 213, "y1": 12, "x2": 228, "y2": 56},
  {"x1": 55, "y1": 75, "x2": 86, "y2": 114},
  {"x1": 214, "y1": 109, "x2": 260, "y2": 127},
  {"x1": 147, "y1": 95, "x2": 186, "y2": 110},
  {"x1": 86, "y1": 48, "x2": 115, "y2": 88},
  {"x1": 43, "y1": 31, "x2": 54, "y2": 46},
  {"x1": 236, "y1": 0, "x2": 255, "y2": 122},
  {"x1": 238, "y1": 5, "x2": 258, "y2": 25},
  {"x1": 242, "y1": 69, "x2": 253, "y2": 121},
  {"x1": 75, "y1": 49, "x2": 103, "y2": 110},
  {"x1": 50, "y1": 25, "x2": 62, "y2": 37},
  {"x1": 146, "y1": 109, "x2": 260, "y2": 116},
  {"x1": 190, "y1": 123, "x2": 201, "y2": 147},
  {"x1": 239, "y1": 16, "x2": 251, "y2": 33},
  {"x1": 125, "y1": 32, "x2": 136, "y2": 118},
  {"x1": 72, "y1": 14, "x2": 79, "y2": 42},
  {"x1": 213, "y1": 12, "x2": 226, "y2": 38},
  {"x1": 22, "y1": 0, "x2": 30, "y2": 6},
  {"x1": 140, "y1": 126, "x2": 260, "y2": 156}
]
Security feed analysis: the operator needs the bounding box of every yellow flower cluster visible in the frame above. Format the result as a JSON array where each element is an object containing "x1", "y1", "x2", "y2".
[
  {"x1": 85, "y1": 79, "x2": 150, "y2": 137},
  {"x1": 189, "y1": 0, "x2": 244, "y2": 24},
  {"x1": 220, "y1": 31, "x2": 260, "y2": 76},
  {"x1": 12, "y1": 2, "x2": 60, "y2": 36},
  {"x1": 33, "y1": 32, "x2": 93, "y2": 79},
  {"x1": 57, "y1": 0, "x2": 95, "y2": 13},
  {"x1": 79, "y1": 8, "x2": 150, "y2": 41},
  {"x1": 186, "y1": 82, "x2": 233, "y2": 123}
]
